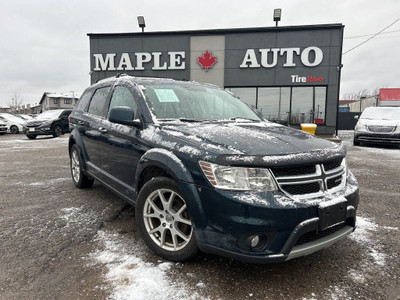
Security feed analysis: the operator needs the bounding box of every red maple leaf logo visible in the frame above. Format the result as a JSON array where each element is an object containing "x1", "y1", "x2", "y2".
[{"x1": 198, "y1": 51, "x2": 217, "y2": 71}]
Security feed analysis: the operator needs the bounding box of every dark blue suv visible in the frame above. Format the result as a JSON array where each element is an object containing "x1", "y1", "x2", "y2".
[{"x1": 68, "y1": 75, "x2": 359, "y2": 263}]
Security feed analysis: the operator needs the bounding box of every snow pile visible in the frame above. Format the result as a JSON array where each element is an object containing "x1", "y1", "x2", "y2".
[{"x1": 90, "y1": 230, "x2": 201, "y2": 300}]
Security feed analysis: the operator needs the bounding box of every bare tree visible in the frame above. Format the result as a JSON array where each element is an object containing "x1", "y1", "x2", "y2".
[
  {"x1": 341, "y1": 87, "x2": 380, "y2": 100},
  {"x1": 8, "y1": 92, "x2": 24, "y2": 110}
]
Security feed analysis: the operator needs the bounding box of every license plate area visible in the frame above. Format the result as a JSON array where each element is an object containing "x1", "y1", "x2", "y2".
[
  {"x1": 318, "y1": 197, "x2": 347, "y2": 231},
  {"x1": 29, "y1": 128, "x2": 36, "y2": 132}
]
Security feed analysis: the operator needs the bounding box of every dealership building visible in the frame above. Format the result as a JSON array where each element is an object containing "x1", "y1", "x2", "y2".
[{"x1": 88, "y1": 24, "x2": 344, "y2": 134}]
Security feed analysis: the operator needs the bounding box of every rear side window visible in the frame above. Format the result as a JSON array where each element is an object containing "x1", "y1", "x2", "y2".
[
  {"x1": 75, "y1": 90, "x2": 93, "y2": 112},
  {"x1": 88, "y1": 86, "x2": 111, "y2": 117}
]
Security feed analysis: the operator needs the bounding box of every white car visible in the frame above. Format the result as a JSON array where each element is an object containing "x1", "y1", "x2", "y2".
[
  {"x1": 0, "y1": 113, "x2": 26, "y2": 134},
  {"x1": 354, "y1": 106, "x2": 400, "y2": 146},
  {"x1": 0, "y1": 120, "x2": 8, "y2": 135}
]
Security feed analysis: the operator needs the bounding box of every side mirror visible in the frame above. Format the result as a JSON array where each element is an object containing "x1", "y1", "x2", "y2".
[
  {"x1": 109, "y1": 106, "x2": 141, "y2": 127},
  {"x1": 354, "y1": 115, "x2": 359, "y2": 120}
]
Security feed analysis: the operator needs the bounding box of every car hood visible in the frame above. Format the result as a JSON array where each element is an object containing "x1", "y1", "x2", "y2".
[
  {"x1": 358, "y1": 119, "x2": 400, "y2": 127},
  {"x1": 142, "y1": 121, "x2": 345, "y2": 167},
  {"x1": 27, "y1": 118, "x2": 53, "y2": 125}
]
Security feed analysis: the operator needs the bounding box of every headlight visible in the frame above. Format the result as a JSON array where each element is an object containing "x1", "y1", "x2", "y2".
[
  {"x1": 354, "y1": 122, "x2": 367, "y2": 132},
  {"x1": 199, "y1": 161, "x2": 278, "y2": 191}
]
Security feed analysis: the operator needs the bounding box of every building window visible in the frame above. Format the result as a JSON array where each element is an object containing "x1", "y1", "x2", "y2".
[
  {"x1": 64, "y1": 99, "x2": 72, "y2": 104},
  {"x1": 226, "y1": 86, "x2": 326, "y2": 126},
  {"x1": 227, "y1": 88, "x2": 257, "y2": 108},
  {"x1": 54, "y1": 99, "x2": 58, "y2": 104},
  {"x1": 258, "y1": 87, "x2": 290, "y2": 123},
  {"x1": 291, "y1": 87, "x2": 314, "y2": 124}
]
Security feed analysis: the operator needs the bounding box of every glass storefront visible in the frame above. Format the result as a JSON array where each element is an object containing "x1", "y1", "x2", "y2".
[{"x1": 227, "y1": 86, "x2": 326, "y2": 126}]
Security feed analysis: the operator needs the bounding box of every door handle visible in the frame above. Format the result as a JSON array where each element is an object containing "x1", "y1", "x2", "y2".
[{"x1": 98, "y1": 127, "x2": 107, "y2": 133}]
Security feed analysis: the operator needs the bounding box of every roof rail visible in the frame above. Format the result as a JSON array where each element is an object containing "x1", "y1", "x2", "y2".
[{"x1": 116, "y1": 73, "x2": 130, "y2": 78}]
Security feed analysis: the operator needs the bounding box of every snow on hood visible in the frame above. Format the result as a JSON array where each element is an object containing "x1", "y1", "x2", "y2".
[
  {"x1": 141, "y1": 121, "x2": 343, "y2": 165},
  {"x1": 357, "y1": 118, "x2": 400, "y2": 127}
]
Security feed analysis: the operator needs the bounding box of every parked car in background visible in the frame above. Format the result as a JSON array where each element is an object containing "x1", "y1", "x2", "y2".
[
  {"x1": 0, "y1": 113, "x2": 26, "y2": 134},
  {"x1": 16, "y1": 114, "x2": 34, "y2": 121},
  {"x1": 68, "y1": 75, "x2": 359, "y2": 264},
  {"x1": 354, "y1": 106, "x2": 400, "y2": 146},
  {"x1": 0, "y1": 120, "x2": 8, "y2": 135},
  {"x1": 24, "y1": 109, "x2": 72, "y2": 139}
]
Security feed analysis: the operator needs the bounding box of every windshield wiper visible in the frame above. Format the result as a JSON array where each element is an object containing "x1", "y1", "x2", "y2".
[
  {"x1": 178, "y1": 118, "x2": 204, "y2": 122},
  {"x1": 229, "y1": 117, "x2": 259, "y2": 122}
]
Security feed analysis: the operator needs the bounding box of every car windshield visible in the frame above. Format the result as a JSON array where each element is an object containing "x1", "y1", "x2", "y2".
[
  {"x1": 360, "y1": 108, "x2": 400, "y2": 121},
  {"x1": 141, "y1": 82, "x2": 262, "y2": 122},
  {"x1": 37, "y1": 110, "x2": 62, "y2": 119}
]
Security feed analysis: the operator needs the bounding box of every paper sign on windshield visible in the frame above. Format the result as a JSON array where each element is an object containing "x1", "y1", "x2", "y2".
[{"x1": 154, "y1": 89, "x2": 180, "y2": 103}]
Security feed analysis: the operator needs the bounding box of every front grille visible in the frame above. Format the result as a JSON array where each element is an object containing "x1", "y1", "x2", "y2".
[
  {"x1": 368, "y1": 126, "x2": 395, "y2": 133},
  {"x1": 327, "y1": 176, "x2": 343, "y2": 189},
  {"x1": 283, "y1": 182, "x2": 321, "y2": 195},
  {"x1": 323, "y1": 159, "x2": 342, "y2": 172},
  {"x1": 271, "y1": 165, "x2": 316, "y2": 177},
  {"x1": 295, "y1": 223, "x2": 346, "y2": 246},
  {"x1": 270, "y1": 158, "x2": 345, "y2": 198}
]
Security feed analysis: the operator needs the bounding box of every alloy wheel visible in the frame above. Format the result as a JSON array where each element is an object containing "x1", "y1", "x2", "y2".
[{"x1": 143, "y1": 188, "x2": 193, "y2": 251}]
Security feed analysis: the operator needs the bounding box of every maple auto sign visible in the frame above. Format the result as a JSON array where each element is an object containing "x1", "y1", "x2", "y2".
[
  {"x1": 239, "y1": 46, "x2": 323, "y2": 68},
  {"x1": 92, "y1": 46, "x2": 323, "y2": 72}
]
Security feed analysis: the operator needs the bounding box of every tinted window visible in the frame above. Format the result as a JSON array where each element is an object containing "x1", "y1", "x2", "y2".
[
  {"x1": 108, "y1": 86, "x2": 138, "y2": 118},
  {"x1": 88, "y1": 87, "x2": 111, "y2": 117},
  {"x1": 75, "y1": 90, "x2": 93, "y2": 112}
]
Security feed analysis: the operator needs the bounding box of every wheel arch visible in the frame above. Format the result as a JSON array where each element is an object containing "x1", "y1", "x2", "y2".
[
  {"x1": 68, "y1": 129, "x2": 90, "y2": 171},
  {"x1": 135, "y1": 148, "x2": 194, "y2": 193},
  {"x1": 134, "y1": 148, "x2": 207, "y2": 233}
]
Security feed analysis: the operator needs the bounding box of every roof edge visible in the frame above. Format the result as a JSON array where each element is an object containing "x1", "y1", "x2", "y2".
[{"x1": 88, "y1": 23, "x2": 344, "y2": 37}]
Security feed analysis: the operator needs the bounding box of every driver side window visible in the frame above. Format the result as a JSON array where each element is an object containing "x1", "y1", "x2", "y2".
[{"x1": 108, "y1": 86, "x2": 138, "y2": 119}]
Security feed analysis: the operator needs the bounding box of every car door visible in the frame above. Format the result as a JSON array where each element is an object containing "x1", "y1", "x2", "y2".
[
  {"x1": 97, "y1": 84, "x2": 147, "y2": 200},
  {"x1": 80, "y1": 85, "x2": 112, "y2": 177}
]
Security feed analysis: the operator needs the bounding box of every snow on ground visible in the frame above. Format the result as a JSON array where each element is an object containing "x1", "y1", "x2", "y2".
[
  {"x1": 0, "y1": 136, "x2": 68, "y2": 151},
  {"x1": 302, "y1": 214, "x2": 396, "y2": 300},
  {"x1": 347, "y1": 215, "x2": 396, "y2": 284},
  {"x1": 89, "y1": 230, "x2": 204, "y2": 300}
]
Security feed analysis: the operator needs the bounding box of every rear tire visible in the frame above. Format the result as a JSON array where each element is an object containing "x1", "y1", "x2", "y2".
[
  {"x1": 136, "y1": 177, "x2": 198, "y2": 262},
  {"x1": 70, "y1": 144, "x2": 94, "y2": 188},
  {"x1": 27, "y1": 134, "x2": 37, "y2": 140}
]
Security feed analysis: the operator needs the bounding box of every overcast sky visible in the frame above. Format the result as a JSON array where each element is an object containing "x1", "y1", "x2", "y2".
[{"x1": 1, "y1": 0, "x2": 399, "y2": 107}]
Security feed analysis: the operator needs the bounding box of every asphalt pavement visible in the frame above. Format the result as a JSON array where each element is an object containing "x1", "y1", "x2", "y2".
[{"x1": 0, "y1": 132, "x2": 399, "y2": 299}]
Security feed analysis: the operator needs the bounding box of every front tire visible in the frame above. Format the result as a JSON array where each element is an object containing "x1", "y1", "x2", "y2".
[
  {"x1": 70, "y1": 144, "x2": 94, "y2": 188},
  {"x1": 53, "y1": 125, "x2": 62, "y2": 137},
  {"x1": 136, "y1": 177, "x2": 198, "y2": 261}
]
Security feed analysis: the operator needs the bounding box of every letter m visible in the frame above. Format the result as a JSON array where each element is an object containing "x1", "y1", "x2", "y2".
[{"x1": 93, "y1": 53, "x2": 116, "y2": 71}]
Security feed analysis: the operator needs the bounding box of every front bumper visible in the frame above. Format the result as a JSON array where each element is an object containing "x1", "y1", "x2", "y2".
[
  {"x1": 184, "y1": 173, "x2": 359, "y2": 264},
  {"x1": 24, "y1": 126, "x2": 54, "y2": 136},
  {"x1": 354, "y1": 131, "x2": 400, "y2": 144}
]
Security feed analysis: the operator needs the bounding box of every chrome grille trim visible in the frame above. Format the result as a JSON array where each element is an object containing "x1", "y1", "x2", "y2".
[{"x1": 270, "y1": 159, "x2": 346, "y2": 199}]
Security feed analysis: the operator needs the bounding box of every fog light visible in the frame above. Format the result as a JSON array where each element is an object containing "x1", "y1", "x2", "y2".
[{"x1": 250, "y1": 235, "x2": 260, "y2": 248}]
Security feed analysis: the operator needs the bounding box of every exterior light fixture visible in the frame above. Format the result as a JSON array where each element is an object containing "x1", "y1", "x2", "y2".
[
  {"x1": 137, "y1": 16, "x2": 146, "y2": 32},
  {"x1": 274, "y1": 8, "x2": 281, "y2": 27}
]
